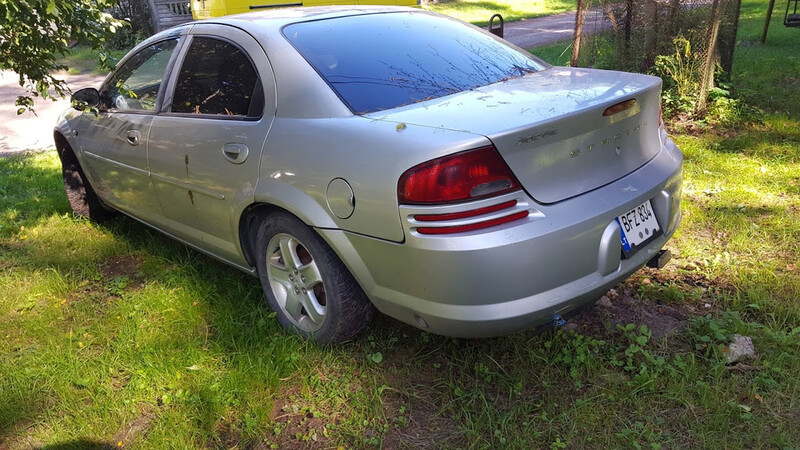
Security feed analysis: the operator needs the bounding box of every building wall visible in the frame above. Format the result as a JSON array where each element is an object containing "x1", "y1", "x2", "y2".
[{"x1": 149, "y1": 0, "x2": 194, "y2": 31}]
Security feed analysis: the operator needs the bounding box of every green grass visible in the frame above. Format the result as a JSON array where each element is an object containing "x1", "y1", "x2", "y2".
[
  {"x1": 55, "y1": 46, "x2": 128, "y2": 76},
  {"x1": 423, "y1": 0, "x2": 575, "y2": 27},
  {"x1": 731, "y1": 0, "x2": 800, "y2": 117},
  {"x1": 2, "y1": 1, "x2": 800, "y2": 448},
  {"x1": 530, "y1": 38, "x2": 575, "y2": 66}
]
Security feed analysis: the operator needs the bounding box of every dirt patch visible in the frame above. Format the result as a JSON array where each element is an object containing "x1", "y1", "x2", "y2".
[
  {"x1": 110, "y1": 409, "x2": 155, "y2": 447},
  {"x1": 378, "y1": 349, "x2": 466, "y2": 449},
  {"x1": 381, "y1": 393, "x2": 463, "y2": 449},
  {"x1": 98, "y1": 254, "x2": 144, "y2": 281},
  {"x1": 213, "y1": 421, "x2": 244, "y2": 449},
  {"x1": 565, "y1": 283, "x2": 709, "y2": 340},
  {"x1": 266, "y1": 383, "x2": 337, "y2": 449}
]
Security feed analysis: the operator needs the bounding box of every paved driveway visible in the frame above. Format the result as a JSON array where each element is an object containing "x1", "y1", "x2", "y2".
[
  {"x1": 0, "y1": 71, "x2": 105, "y2": 155},
  {"x1": 503, "y1": 8, "x2": 609, "y2": 49}
]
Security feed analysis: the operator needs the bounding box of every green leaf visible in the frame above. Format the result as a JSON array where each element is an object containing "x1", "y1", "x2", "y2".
[
  {"x1": 46, "y1": 1, "x2": 56, "y2": 15},
  {"x1": 368, "y1": 352, "x2": 383, "y2": 364}
]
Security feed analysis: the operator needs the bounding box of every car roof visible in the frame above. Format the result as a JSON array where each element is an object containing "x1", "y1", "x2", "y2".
[{"x1": 200, "y1": 5, "x2": 419, "y2": 30}]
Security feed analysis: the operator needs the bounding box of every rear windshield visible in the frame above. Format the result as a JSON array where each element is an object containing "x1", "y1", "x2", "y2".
[{"x1": 283, "y1": 12, "x2": 547, "y2": 114}]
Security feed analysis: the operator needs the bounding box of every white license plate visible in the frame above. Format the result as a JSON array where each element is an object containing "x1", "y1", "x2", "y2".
[{"x1": 616, "y1": 200, "x2": 660, "y2": 255}]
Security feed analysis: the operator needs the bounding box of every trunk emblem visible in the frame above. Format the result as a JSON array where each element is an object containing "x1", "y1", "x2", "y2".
[
  {"x1": 517, "y1": 129, "x2": 557, "y2": 145},
  {"x1": 571, "y1": 121, "x2": 648, "y2": 159}
]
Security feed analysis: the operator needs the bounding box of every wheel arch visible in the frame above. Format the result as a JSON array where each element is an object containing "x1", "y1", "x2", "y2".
[
  {"x1": 237, "y1": 184, "x2": 338, "y2": 269},
  {"x1": 54, "y1": 131, "x2": 73, "y2": 161}
]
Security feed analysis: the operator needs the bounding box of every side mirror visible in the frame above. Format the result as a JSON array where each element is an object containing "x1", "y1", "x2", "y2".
[{"x1": 71, "y1": 87, "x2": 101, "y2": 111}]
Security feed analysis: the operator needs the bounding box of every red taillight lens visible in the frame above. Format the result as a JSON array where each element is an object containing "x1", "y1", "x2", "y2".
[{"x1": 398, "y1": 146, "x2": 521, "y2": 204}]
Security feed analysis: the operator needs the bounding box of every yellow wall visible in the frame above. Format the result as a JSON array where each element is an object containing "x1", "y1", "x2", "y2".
[{"x1": 191, "y1": 0, "x2": 419, "y2": 19}]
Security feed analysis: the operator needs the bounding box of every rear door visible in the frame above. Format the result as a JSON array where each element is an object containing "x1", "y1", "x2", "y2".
[
  {"x1": 148, "y1": 24, "x2": 276, "y2": 262},
  {"x1": 78, "y1": 37, "x2": 182, "y2": 220}
]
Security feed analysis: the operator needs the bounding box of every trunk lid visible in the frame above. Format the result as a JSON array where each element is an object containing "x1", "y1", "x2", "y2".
[{"x1": 365, "y1": 67, "x2": 664, "y2": 204}]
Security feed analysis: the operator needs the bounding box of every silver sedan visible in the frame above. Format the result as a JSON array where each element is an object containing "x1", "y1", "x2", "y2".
[{"x1": 55, "y1": 6, "x2": 682, "y2": 343}]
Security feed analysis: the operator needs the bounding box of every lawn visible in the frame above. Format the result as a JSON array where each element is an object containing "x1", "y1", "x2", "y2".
[
  {"x1": 55, "y1": 47, "x2": 129, "y2": 76},
  {"x1": 1, "y1": 1, "x2": 799, "y2": 448},
  {"x1": 422, "y1": 0, "x2": 575, "y2": 27}
]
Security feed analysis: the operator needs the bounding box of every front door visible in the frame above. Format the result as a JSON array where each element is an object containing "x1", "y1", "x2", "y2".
[
  {"x1": 78, "y1": 38, "x2": 182, "y2": 221},
  {"x1": 148, "y1": 25, "x2": 276, "y2": 262}
]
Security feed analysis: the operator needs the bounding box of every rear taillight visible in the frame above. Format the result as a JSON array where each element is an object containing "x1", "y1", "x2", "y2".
[{"x1": 398, "y1": 146, "x2": 521, "y2": 205}]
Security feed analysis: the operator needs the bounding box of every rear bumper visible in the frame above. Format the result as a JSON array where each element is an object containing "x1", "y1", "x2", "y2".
[{"x1": 319, "y1": 137, "x2": 683, "y2": 338}]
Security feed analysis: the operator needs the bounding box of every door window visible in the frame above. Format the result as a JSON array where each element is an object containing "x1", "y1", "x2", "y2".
[
  {"x1": 102, "y1": 39, "x2": 179, "y2": 112},
  {"x1": 171, "y1": 37, "x2": 262, "y2": 117}
]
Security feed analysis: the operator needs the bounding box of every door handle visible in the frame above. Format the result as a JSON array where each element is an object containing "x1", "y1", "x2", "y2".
[
  {"x1": 222, "y1": 143, "x2": 249, "y2": 164},
  {"x1": 126, "y1": 129, "x2": 141, "y2": 146}
]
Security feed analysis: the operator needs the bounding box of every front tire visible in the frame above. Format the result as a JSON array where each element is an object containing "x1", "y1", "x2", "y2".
[
  {"x1": 255, "y1": 211, "x2": 375, "y2": 344},
  {"x1": 57, "y1": 145, "x2": 115, "y2": 222}
]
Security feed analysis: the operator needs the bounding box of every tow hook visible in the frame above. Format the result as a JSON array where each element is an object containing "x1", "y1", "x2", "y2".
[{"x1": 647, "y1": 249, "x2": 672, "y2": 269}]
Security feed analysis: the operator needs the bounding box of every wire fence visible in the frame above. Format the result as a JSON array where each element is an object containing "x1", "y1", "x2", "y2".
[{"x1": 572, "y1": 0, "x2": 742, "y2": 115}]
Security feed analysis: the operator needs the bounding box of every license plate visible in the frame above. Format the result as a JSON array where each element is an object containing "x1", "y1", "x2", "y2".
[{"x1": 616, "y1": 199, "x2": 660, "y2": 257}]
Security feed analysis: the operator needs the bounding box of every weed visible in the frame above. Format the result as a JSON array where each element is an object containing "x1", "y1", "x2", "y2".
[{"x1": 654, "y1": 37, "x2": 704, "y2": 116}]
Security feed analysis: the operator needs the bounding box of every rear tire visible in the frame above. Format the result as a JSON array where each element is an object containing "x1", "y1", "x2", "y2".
[
  {"x1": 254, "y1": 211, "x2": 375, "y2": 344},
  {"x1": 57, "y1": 144, "x2": 115, "y2": 222}
]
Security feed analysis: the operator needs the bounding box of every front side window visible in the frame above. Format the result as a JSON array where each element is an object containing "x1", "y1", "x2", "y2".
[
  {"x1": 283, "y1": 12, "x2": 547, "y2": 114},
  {"x1": 102, "y1": 39, "x2": 179, "y2": 112},
  {"x1": 171, "y1": 37, "x2": 262, "y2": 117}
]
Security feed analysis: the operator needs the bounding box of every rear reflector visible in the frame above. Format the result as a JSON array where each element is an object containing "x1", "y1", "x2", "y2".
[
  {"x1": 398, "y1": 146, "x2": 521, "y2": 205},
  {"x1": 415, "y1": 200, "x2": 517, "y2": 222},
  {"x1": 417, "y1": 210, "x2": 528, "y2": 235}
]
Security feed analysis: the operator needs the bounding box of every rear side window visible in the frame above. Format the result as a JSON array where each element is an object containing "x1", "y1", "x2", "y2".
[
  {"x1": 283, "y1": 12, "x2": 546, "y2": 114},
  {"x1": 171, "y1": 37, "x2": 262, "y2": 117}
]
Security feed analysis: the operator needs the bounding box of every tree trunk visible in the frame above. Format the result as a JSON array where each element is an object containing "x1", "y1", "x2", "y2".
[{"x1": 571, "y1": 0, "x2": 587, "y2": 67}]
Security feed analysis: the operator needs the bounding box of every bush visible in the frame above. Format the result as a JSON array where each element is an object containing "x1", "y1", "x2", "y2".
[{"x1": 108, "y1": 0, "x2": 155, "y2": 50}]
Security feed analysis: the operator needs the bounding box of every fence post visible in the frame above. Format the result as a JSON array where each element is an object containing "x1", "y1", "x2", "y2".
[
  {"x1": 571, "y1": 0, "x2": 587, "y2": 67},
  {"x1": 720, "y1": 0, "x2": 742, "y2": 76},
  {"x1": 761, "y1": 0, "x2": 776, "y2": 43},
  {"x1": 696, "y1": 0, "x2": 722, "y2": 114},
  {"x1": 623, "y1": 0, "x2": 634, "y2": 60}
]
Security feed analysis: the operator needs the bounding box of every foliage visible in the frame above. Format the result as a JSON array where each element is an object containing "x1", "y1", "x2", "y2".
[
  {"x1": 107, "y1": 0, "x2": 155, "y2": 50},
  {"x1": 0, "y1": 0, "x2": 126, "y2": 113},
  {"x1": 651, "y1": 38, "x2": 759, "y2": 128},
  {"x1": 653, "y1": 37, "x2": 703, "y2": 117}
]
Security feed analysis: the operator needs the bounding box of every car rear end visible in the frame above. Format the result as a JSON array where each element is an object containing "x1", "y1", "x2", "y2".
[
  {"x1": 347, "y1": 73, "x2": 682, "y2": 336},
  {"x1": 274, "y1": 8, "x2": 682, "y2": 337}
]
